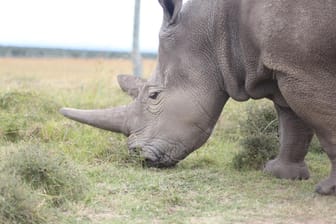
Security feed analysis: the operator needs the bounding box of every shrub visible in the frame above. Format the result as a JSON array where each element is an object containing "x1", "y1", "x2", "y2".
[
  {"x1": 239, "y1": 103, "x2": 278, "y2": 136},
  {"x1": 0, "y1": 173, "x2": 48, "y2": 224},
  {"x1": 233, "y1": 103, "x2": 323, "y2": 170},
  {"x1": 233, "y1": 103, "x2": 279, "y2": 170},
  {"x1": 2, "y1": 145, "x2": 88, "y2": 206},
  {"x1": 233, "y1": 134, "x2": 279, "y2": 170},
  {"x1": 309, "y1": 136, "x2": 323, "y2": 154}
]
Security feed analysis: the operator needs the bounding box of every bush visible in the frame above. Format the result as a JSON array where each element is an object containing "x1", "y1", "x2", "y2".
[
  {"x1": 0, "y1": 174, "x2": 48, "y2": 224},
  {"x1": 239, "y1": 103, "x2": 278, "y2": 136},
  {"x1": 233, "y1": 103, "x2": 323, "y2": 170},
  {"x1": 2, "y1": 145, "x2": 88, "y2": 206},
  {"x1": 233, "y1": 134, "x2": 279, "y2": 170},
  {"x1": 233, "y1": 103, "x2": 279, "y2": 171},
  {"x1": 309, "y1": 136, "x2": 323, "y2": 154}
]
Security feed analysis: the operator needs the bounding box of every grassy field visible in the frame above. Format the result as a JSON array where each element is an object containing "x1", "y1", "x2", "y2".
[{"x1": 1, "y1": 58, "x2": 336, "y2": 224}]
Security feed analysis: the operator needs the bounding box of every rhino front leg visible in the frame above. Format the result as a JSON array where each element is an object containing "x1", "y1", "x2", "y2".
[{"x1": 264, "y1": 104, "x2": 314, "y2": 179}]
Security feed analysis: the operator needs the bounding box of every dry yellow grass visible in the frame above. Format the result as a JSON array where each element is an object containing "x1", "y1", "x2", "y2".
[{"x1": 0, "y1": 58, "x2": 156, "y2": 90}]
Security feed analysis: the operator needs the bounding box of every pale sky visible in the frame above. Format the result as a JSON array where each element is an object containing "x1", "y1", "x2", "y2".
[{"x1": 0, "y1": 0, "x2": 188, "y2": 52}]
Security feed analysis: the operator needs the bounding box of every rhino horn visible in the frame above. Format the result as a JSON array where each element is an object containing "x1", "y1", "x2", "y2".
[{"x1": 60, "y1": 106, "x2": 129, "y2": 135}]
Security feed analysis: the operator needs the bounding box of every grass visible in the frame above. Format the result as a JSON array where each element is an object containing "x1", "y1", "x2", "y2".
[
  {"x1": 1, "y1": 58, "x2": 336, "y2": 223},
  {"x1": 2, "y1": 145, "x2": 88, "y2": 206},
  {"x1": 0, "y1": 173, "x2": 49, "y2": 224}
]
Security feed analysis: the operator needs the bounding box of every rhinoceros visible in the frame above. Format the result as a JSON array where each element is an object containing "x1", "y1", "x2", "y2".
[{"x1": 60, "y1": 0, "x2": 336, "y2": 195}]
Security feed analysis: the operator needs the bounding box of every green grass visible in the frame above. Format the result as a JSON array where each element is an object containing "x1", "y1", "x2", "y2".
[
  {"x1": 2, "y1": 145, "x2": 88, "y2": 206},
  {"x1": 0, "y1": 173, "x2": 49, "y2": 224},
  {"x1": 1, "y1": 59, "x2": 336, "y2": 223}
]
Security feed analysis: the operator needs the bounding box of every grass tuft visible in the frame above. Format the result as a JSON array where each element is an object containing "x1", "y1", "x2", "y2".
[
  {"x1": 2, "y1": 145, "x2": 89, "y2": 206},
  {"x1": 0, "y1": 173, "x2": 49, "y2": 224}
]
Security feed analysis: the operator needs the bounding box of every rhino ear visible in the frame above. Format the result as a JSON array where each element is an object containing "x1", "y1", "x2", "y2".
[
  {"x1": 117, "y1": 74, "x2": 146, "y2": 98},
  {"x1": 159, "y1": 0, "x2": 183, "y2": 25}
]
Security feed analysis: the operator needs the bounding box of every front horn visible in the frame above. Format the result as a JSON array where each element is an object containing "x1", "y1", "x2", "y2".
[{"x1": 60, "y1": 106, "x2": 129, "y2": 135}]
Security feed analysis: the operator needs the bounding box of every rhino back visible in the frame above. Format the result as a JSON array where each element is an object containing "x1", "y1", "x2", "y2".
[{"x1": 241, "y1": 0, "x2": 336, "y2": 74}]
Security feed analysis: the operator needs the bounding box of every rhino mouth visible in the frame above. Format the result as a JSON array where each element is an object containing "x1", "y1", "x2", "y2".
[{"x1": 128, "y1": 138, "x2": 186, "y2": 168}]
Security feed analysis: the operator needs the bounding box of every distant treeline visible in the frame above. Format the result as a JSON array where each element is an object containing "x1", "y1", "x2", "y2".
[{"x1": 0, "y1": 45, "x2": 157, "y2": 59}]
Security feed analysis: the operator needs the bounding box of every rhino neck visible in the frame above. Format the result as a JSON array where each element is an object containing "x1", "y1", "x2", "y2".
[
  {"x1": 172, "y1": 0, "x2": 231, "y2": 119},
  {"x1": 211, "y1": 0, "x2": 250, "y2": 101}
]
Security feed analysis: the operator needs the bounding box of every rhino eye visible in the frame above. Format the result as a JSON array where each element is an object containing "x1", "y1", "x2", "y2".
[{"x1": 149, "y1": 91, "x2": 160, "y2": 100}]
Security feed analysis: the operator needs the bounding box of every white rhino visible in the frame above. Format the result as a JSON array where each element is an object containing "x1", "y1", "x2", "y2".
[{"x1": 61, "y1": 0, "x2": 336, "y2": 195}]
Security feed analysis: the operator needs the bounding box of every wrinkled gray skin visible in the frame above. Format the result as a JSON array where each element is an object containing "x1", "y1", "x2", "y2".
[{"x1": 60, "y1": 0, "x2": 336, "y2": 194}]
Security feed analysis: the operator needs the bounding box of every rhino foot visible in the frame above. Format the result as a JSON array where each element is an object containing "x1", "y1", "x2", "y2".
[
  {"x1": 316, "y1": 178, "x2": 336, "y2": 195},
  {"x1": 264, "y1": 158, "x2": 310, "y2": 180}
]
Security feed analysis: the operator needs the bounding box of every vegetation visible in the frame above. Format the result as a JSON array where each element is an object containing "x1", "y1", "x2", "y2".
[
  {"x1": 232, "y1": 103, "x2": 323, "y2": 171},
  {"x1": 0, "y1": 58, "x2": 335, "y2": 223},
  {"x1": 233, "y1": 104, "x2": 279, "y2": 170},
  {"x1": 2, "y1": 145, "x2": 88, "y2": 206},
  {"x1": 0, "y1": 91, "x2": 59, "y2": 142},
  {"x1": 0, "y1": 173, "x2": 49, "y2": 224}
]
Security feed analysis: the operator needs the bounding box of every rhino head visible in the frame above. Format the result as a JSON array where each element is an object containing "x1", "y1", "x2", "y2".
[{"x1": 60, "y1": 0, "x2": 229, "y2": 167}]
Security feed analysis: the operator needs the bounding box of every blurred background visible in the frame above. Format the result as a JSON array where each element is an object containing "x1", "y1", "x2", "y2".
[
  {"x1": 0, "y1": 0, "x2": 189, "y2": 77},
  {"x1": 0, "y1": 0, "x2": 161, "y2": 52}
]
